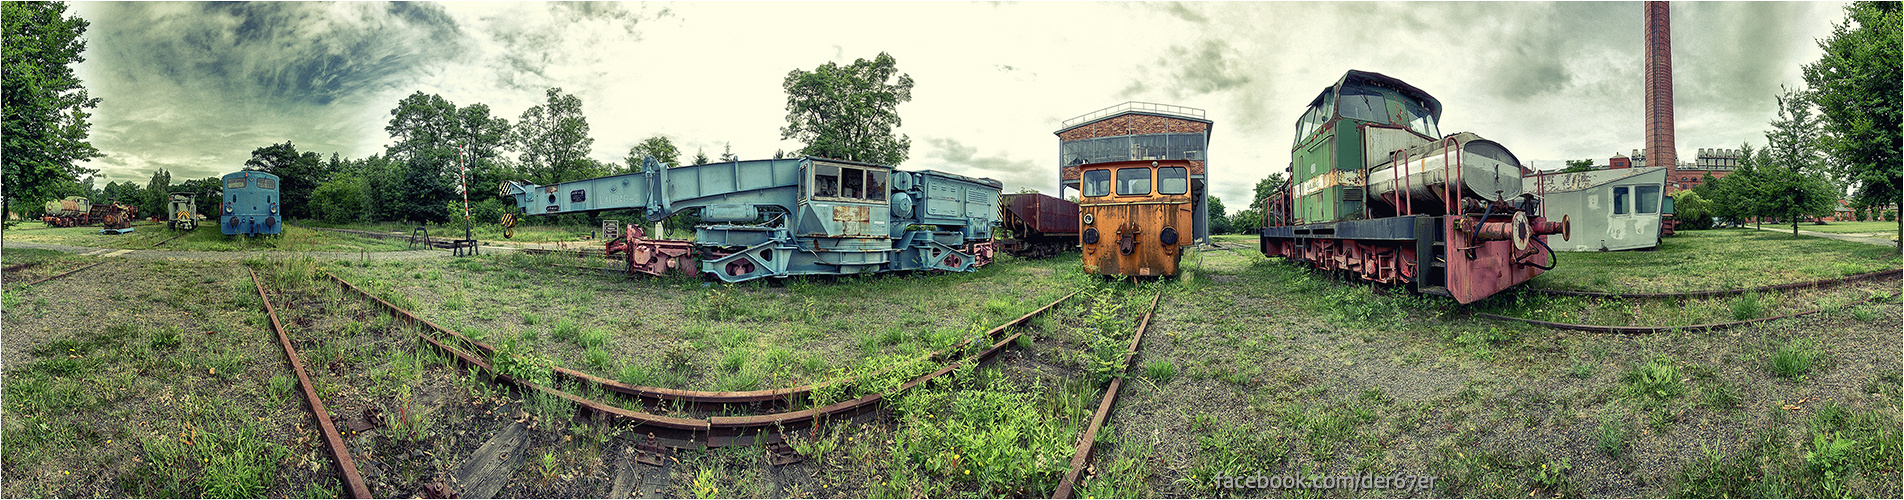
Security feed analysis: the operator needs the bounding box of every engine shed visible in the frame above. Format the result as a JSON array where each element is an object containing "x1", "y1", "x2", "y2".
[{"x1": 1055, "y1": 102, "x2": 1213, "y2": 244}]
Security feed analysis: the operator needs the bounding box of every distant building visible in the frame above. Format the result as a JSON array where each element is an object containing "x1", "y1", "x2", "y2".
[
  {"x1": 1527, "y1": 167, "x2": 1668, "y2": 251},
  {"x1": 1614, "y1": 147, "x2": 1736, "y2": 192},
  {"x1": 1055, "y1": 101, "x2": 1212, "y2": 242}
]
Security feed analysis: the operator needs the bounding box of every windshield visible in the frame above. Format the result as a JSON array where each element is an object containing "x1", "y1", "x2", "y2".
[
  {"x1": 1081, "y1": 170, "x2": 1111, "y2": 197},
  {"x1": 1116, "y1": 168, "x2": 1151, "y2": 196},
  {"x1": 1158, "y1": 167, "x2": 1188, "y2": 195},
  {"x1": 1402, "y1": 98, "x2": 1438, "y2": 138},
  {"x1": 1338, "y1": 86, "x2": 1387, "y2": 123}
]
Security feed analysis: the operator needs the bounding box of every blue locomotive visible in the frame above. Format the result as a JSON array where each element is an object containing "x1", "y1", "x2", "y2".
[{"x1": 220, "y1": 170, "x2": 283, "y2": 236}]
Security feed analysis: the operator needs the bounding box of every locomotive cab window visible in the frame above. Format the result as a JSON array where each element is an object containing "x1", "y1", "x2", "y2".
[
  {"x1": 226, "y1": 178, "x2": 247, "y2": 189},
  {"x1": 863, "y1": 170, "x2": 887, "y2": 201},
  {"x1": 1338, "y1": 86, "x2": 1387, "y2": 123},
  {"x1": 814, "y1": 164, "x2": 840, "y2": 197},
  {"x1": 1403, "y1": 99, "x2": 1439, "y2": 138},
  {"x1": 1613, "y1": 186, "x2": 1630, "y2": 215},
  {"x1": 1158, "y1": 167, "x2": 1188, "y2": 195},
  {"x1": 1081, "y1": 170, "x2": 1111, "y2": 197},
  {"x1": 1116, "y1": 168, "x2": 1151, "y2": 196},
  {"x1": 258, "y1": 178, "x2": 276, "y2": 190}
]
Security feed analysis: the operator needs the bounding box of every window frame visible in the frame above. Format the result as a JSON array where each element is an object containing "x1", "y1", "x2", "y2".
[
  {"x1": 1612, "y1": 186, "x2": 1630, "y2": 215},
  {"x1": 1081, "y1": 169, "x2": 1112, "y2": 198},
  {"x1": 1157, "y1": 166, "x2": 1189, "y2": 195},
  {"x1": 1115, "y1": 168, "x2": 1152, "y2": 196}
]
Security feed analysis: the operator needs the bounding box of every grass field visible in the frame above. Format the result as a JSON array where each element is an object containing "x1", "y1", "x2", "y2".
[
  {"x1": 1788, "y1": 220, "x2": 1902, "y2": 236},
  {"x1": 1, "y1": 224, "x2": 405, "y2": 252},
  {"x1": 2, "y1": 231, "x2": 1897, "y2": 498},
  {"x1": 1528, "y1": 228, "x2": 1900, "y2": 293}
]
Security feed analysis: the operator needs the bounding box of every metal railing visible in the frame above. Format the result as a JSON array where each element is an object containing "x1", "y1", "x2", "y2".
[{"x1": 1061, "y1": 101, "x2": 1206, "y2": 128}]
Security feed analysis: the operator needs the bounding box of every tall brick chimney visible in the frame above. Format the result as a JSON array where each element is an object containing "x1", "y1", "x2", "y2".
[{"x1": 1644, "y1": 1, "x2": 1676, "y2": 181}]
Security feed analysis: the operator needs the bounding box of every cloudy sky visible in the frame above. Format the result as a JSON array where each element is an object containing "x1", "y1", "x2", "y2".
[{"x1": 71, "y1": 1, "x2": 1847, "y2": 209}]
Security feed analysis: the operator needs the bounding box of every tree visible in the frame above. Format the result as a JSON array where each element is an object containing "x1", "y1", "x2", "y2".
[
  {"x1": 719, "y1": 142, "x2": 739, "y2": 163},
  {"x1": 3, "y1": 1, "x2": 103, "y2": 215},
  {"x1": 1804, "y1": 1, "x2": 1902, "y2": 247},
  {"x1": 242, "y1": 141, "x2": 325, "y2": 219},
  {"x1": 691, "y1": 148, "x2": 709, "y2": 166},
  {"x1": 1207, "y1": 195, "x2": 1232, "y2": 234},
  {"x1": 1669, "y1": 190, "x2": 1715, "y2": 230},
  {"x1": 1760, "y1": 88, "x2": 1839, "y2": 236},
  {"x1": 1706, "y1": 144, "x2": 1764, "y2": 227},
  {"x1": 1560, "y1": 159, "x2": 1597, "y2": 173},
  {"x1": 1250, "y1": 173, "x2": 1287, "y2": 209},
  {"x1": 780, "y1": 52, "x2": 914, "y2": 165},
  {"x1": 626, "y1": 135, "x2": 680, "y2": 172},
  {"x1": 511, "y1": 87, "x2": 596, "y2": 184},
  {"x1": 386, "y1": 92, "x2": 510, "y2": 223},
  {"x1": 140, "y1": 168, "x2": 171, "y2": 220},
  {"x1": 308, "y1": 177, "x2": 365, "y2": 224},
  {"x1": 1229, "y1": 208, "x2": 1264, "y2": 233}
]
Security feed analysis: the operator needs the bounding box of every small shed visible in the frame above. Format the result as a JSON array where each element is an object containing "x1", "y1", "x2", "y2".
[{"x1": 1525, "y1": 167, "x2": 1668, "y2": 252}]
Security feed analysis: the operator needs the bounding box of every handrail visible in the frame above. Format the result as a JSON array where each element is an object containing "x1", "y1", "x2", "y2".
[{"x1": 1060, "y1": 102, "x2": 1207, "y2": 128}]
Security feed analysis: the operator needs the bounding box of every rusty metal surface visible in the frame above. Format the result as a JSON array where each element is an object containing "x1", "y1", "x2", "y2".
[
  {"x1": 1077, "y1": 160, "x2": 1194, "y2": 277},
  {"x1": 249, "y1": 269, "x2": 373, "y2": 499},
  {"x1": 1053, "y1": 291, "x2": 1163, "y2": 499}
]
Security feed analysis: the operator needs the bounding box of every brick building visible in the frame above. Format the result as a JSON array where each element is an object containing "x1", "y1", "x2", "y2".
[
  {"x1": 1055, "y1": 102, "x2": 1212, "y2": 242},
  {"x1": 1609, "y1": 147, "x2": 1736, "y2": 193}
]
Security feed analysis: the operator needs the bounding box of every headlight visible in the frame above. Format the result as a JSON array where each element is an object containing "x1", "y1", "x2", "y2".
[
  {"x1": 1160, "y1": 227, "x2": 1179, "y2": 246},
  {"x1": 1082, "y1": 227, "x2": 1099, "y2": 244},
  {"x1": 1082, "y1": 213, "x2": 1094, "y2": 225}
]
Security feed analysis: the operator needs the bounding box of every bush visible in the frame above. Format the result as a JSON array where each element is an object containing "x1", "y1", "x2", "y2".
[{"x1": 309, "y1": 178, "x2": 367, "y2": 224}]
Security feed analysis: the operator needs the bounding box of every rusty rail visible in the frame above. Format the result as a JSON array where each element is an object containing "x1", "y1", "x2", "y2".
[
  {"x1": 1053, "y1": 291, "x2": 1164, "y2": 499},
  {"x1": 145, "y1": 231, "x2": 190, "y2": 249},
  {"x1": 249, "y1": 268, "x2": 372, "y2": 498},
  {"x1": 1525, "y1": 268, "x2": 1901, "y2": 299},
  {"x1": 13, "y1": 262, "x2": 104, "y2": 287},
  {"x1": 1475, "y1": 295, "x2": 1888, "y2": 334},
  {"x1": 323, "y1": 269, "x2": 1079, "y2": 447}
]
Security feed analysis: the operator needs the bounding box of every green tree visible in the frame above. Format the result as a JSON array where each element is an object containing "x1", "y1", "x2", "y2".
[
  {"x1": 242, "y1": 141, "x2": 326, "y2": 219},
  {"x1": 512, "y1": 87, "x2": 596, "y2": 184},
  {"x1": 1251, "y1": 173, "x2": 1287, "y2": 209},
  {"x1": 387, "y1": 92, "x2": 511, "y2": 223},
  {"x1": 1669, "y1": 190, "x2": 1715, "y2": 230},
  {"x1": 691, "y1": 148, "x2": 709, "y2": 166},
  {"x1": 1207, "y1": 195, "x2": 1232, "y2": 234},
  {"x1": 308, "y1": 177, "x2": 366, "y2": 224},
  {"x1": 1760, "y1": 88, "x2": 1839, "y2": 236},
  {"x1": 1804, "y1": 1, "x2": 1902, "y2": 247},
  {"x1": 1561, "y1": 159, "x2": 1597, "y2": 173},
  {"x1": 140, "y1": 168, "x2": 171, "y2": 219},
  {"x1": 1708, "y1": 144, "x2": 1765, "y2": 227},
  {"x1": 2, "y1": 1, "x2": 102, "y2": 216},
  {"x1": 626, "y1": 135, "x2": 680, "y2": 172},
  {"x1": 719, "y1": 142, "x2": 739, "y2": 163},
  {"x1": 780, "y1": 52, "x2": 914, "y2": 165},
  {"x1": 1229, "y1": 208, "x2": 1264, "y2": 233}
]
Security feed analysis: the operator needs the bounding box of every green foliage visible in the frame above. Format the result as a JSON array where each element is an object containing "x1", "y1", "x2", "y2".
[
  {"x1": 1670, "y1": 190, "x2": 1716, "y2": 230},
  {"x1": 780, "y1": 52, "x2": 914, "y2": 165},
  {"x1": 2, "y1": 1, "x2": 103, "y2": 208},
  {"x1": 1761, "y1": 88, "x2": 1842, "y2": 235},
  {"x1": 1227, "y1": 207, "x2": 1263, "y2": 234},
  {"x1": 243, "y1": 141, "x2": 325, "y2": 220},
  {"x1": 512, "y1": 87, "x2": 600, "y2": 184},
  {"x1": 1143, "y1": 359, "x2": 1176, "y2": 386},
  {"x1": 1561, "y1": 159, "x2": 1597, "y2": 173},
  {"x1": 308, "y1": 176, "x2": 366, "y2": 224},
  {"x1": 1596, "y1": 413, "x2": 1628, "y2": 457},
  {"x1": 1621, "y1": 356, "x2": 1685, "y2": 400},
  {"x1": 1804, "y1": 2, "x2": 1901, "y2": 241},
  {"x1": 1731, "y1": 291, "x2": 1763, "y2": 320},
  {"x1": 625, "y1": 135, "x2": 680, "y2": 171},
  {"x1": 1768, "y1": 338, "x2": 1823, "y2": 380},
  {"x1": 1206, "y1": 196, "x2": 1231, "y2": 234}
]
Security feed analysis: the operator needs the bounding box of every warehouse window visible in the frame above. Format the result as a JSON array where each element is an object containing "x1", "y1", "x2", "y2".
[
  {"x1": 1116, "y1": 168, "x2": 1151, "y2": 196},
  {"x1": 1613, "y1": 186, "x2": 1629, "y2": 215},
  {"x1": 1636, "y1": 185, "x2": 1660, "y2": 213},
  {"x1": 1158, "y1": 167, "x2": 1188, "y2": 195},
  {"x1": 1082, "y1": 170, "x2": 1111, "y2": 197}
]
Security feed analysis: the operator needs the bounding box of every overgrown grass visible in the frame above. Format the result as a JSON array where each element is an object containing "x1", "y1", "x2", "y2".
[{"x1": 1528, "y1": 228, "x2": 1899, "y2": 293}]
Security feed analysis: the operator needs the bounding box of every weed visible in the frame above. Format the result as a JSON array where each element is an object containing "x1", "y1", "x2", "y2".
[
  {"x1": 551, "y1": 318, "x2": 580, "y2": 342},
  {"x1": 150, "y1": 326, "x2": 181, "y2": 351},
  {"x1": 267, "y1": 374, "x2": 296, "y2": 406},
  {"x1": 1596, "y1": 413, "x2": 1628, "y2": 457},
  {"x1": 1568, "y1": 362, "x2": 1594, "y2": 379},
  {"x1": 690, "y1": 466, "x2": 722, "y2": 498},
  {"x1": 1731, "y1": 291, "x2": 1763, "y2": 320},
  {"x1": 521, "y1": 312, "x2": 541, "y2": 326},
  {"x1": 535, "y1": 451, "x2": 560, "y2": 482},
  {"x1": 577, "y1": 328, "x2": 608, "y2": 348},
  {"x1": 585, "y1": 346, "x2": 611, "y2": 371},
  {"x1": 1531, "y1": 457, "x2": 1574, "y2": 496},
  {"x1": 1621, "y1": 356, "x2": 1685, "y2": 400},
  {"x1": 1806, "y1": 431, "x2": 1857, "y2": 498},
  {"x1": 1768, "y1": 338, "x2": 1823, "y2": 380},
  {"x1": 1144, "y1": 359, "x2": 1177, "y2": 386}
]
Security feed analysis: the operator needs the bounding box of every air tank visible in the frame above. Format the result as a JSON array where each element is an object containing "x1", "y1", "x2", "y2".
[{"x1": 1364, "y1": 133, "x2": 1524, "y2": 209}]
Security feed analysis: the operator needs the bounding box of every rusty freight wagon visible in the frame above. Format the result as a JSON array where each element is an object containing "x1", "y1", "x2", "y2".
[
  {"x1": 997, "y1": 193, "x2": 1079, "y2": 258},
  {"x1": 1260, "y1": 70, "x2": 1568, "y2": 304}
]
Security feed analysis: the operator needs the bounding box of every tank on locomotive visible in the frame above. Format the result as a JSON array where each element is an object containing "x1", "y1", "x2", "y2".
[
  {"x1": 220, "y1": 170, "x2": 283, "y2": 236},
  {"x1": 502, "y1": 156, "x2": 1001, "y2": 282},
  {"x1": 1259, "y1": 70, "x2": 1568, "y2": 304},
  {"x1": 1055, "y1": 102, "x2": 1213, "y2": 277}
]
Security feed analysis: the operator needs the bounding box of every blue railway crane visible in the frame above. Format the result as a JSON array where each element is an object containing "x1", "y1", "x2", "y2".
[{"x1": 501, "y1": 156, "x2": 1003, "y2": 282}]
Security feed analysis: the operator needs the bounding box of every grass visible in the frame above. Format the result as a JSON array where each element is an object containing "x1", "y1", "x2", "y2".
[
  {"x1": 0, "y1": 223, "x2": 406, "y2": 252},
  {"x1": 1793, "y1": 220, "x2": 1901, "y2": 235},
  {"x1": 1528, "y1": 228, "x2": 1900, "y2": 293},
  {"x1": 1768, "y1": 337, "x2": 1824, "y2": 380}
]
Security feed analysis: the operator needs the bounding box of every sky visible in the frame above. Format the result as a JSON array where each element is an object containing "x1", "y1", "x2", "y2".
[{"x1": 69, "y1": 1, "x2": 1849, "y2": 210}]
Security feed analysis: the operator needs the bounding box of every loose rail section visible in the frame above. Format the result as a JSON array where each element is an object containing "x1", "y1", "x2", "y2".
[
  {"x1": 248, "y1": 269, "x2": 373, "y2": 499},
  {"x1": 1053, "y1": 291, "x2": 1164, "y2": 499}
]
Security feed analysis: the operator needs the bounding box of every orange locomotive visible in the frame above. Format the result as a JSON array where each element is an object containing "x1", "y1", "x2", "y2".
[{"x1": 1076, "y1": 159, "x2": 1196, "y2": 277}]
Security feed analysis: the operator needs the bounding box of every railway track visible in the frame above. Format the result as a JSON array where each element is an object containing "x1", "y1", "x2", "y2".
[
  {"x1": 1054, "y1": 290, "x2": 1163, "y2": 499},
  {"x1": 1479, "y1": 269, "x2": 1901, "y2": 334},
  {"x1": 324, "y1": 268, "x2": 1084, "y2": 450},
  {"x1": 248, "y1": 269, "x2": 373, "y2": 498}
]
